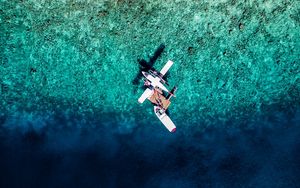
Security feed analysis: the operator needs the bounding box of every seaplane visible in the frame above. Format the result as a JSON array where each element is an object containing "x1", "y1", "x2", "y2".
[{"x1": 138, "y1": 60, "x2": 177, "y2": 133}]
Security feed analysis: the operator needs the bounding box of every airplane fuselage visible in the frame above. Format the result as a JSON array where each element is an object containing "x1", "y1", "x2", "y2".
[{"x1": 142, "y1": 71, "x2": 169, "y2": 93}]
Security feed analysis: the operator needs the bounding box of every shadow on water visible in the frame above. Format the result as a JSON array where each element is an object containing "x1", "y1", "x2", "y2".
[
  {"x1": 131, "y1": 43, "x2": 174, "y2": 116},
  {"x1": 132, "y1": 44, "x2": 166, "y2": 93}
]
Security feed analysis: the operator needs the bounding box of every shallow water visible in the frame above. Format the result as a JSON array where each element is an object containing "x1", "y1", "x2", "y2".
[{"x1": 1, "y1": 0, "x2": 300, "y2": 187}]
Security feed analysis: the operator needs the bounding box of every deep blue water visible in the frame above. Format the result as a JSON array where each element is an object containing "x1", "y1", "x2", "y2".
[{"x1": 0, "y1": 107, "x2": 299, "y2": 188}]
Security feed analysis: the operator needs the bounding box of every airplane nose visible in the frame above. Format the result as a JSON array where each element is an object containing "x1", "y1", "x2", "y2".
[{"x1": 142, "y1": 71, "x2": 148, "y2": 77}]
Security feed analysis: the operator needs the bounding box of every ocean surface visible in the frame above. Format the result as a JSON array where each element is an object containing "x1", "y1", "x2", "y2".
[{"x1": 0, "y1": 0, "x2": 299, "y2": 187}]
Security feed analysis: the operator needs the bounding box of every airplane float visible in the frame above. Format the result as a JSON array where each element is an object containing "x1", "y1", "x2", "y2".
[{"x1": 138, "y1": 60, "x2": 177, "y2": 133}]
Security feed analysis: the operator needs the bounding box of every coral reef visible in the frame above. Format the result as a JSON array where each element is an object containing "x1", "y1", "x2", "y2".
[{"x1": 0, "y1": 0, "x2": 299, "y2": 129}]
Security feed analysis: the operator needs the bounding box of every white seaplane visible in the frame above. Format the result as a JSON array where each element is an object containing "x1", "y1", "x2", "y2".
[{"x1": 138, "y1": 60, "x2": 177, "y2": 133}]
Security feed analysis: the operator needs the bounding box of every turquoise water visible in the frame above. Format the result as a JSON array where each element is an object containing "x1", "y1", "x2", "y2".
[
  {"x1": 1, "y1": 0, "x2": 299, "y2": 128},
  {"x1": 0, "y1": 0, "x2": 300, "y2": 187}
]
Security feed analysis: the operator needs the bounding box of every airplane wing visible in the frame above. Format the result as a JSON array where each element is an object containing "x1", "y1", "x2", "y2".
[
  {"x1": 138, "y1": 88, "x2": 154, "y2": 103},
  {"x1": 159, "y1": 60, "x2": 173, "y2": 76}
]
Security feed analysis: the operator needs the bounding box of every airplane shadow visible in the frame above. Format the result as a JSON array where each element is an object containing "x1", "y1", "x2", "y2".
[
  {"x1": 132, "y1": 43, "x2": 167, "y2": 93},
  {"x1": 132, "y1": 43, "x2": 172, "y2": 116}
]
